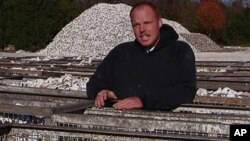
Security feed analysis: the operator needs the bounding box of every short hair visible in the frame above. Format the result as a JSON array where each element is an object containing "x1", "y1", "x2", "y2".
[{"x1": 129, "y1": 2, "x2": 161, "y2": 19}]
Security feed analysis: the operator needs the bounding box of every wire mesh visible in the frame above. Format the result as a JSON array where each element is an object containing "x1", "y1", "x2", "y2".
[
  {"x1": 0, "y1": 112, "x2": 45, "y2": 125},
  {"x1": 0, "y1": 127, "x2": 158, "y2": 141},
  {"x1": 0, "y1": 128, "x2": 95, "y2": 141}
]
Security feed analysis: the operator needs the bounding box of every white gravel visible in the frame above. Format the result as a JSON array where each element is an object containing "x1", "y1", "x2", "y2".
[
  {"x1": 197, "y1": 87, "x2": 250, "y2": 98},
  {"x1": 180, "y1": 33, "x2": 222, "y2": 52},
  {"x1": 20, "y1": 74, "x2": 89, "y2": 91}
]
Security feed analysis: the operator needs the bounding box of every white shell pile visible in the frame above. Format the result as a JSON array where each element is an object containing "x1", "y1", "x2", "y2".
[
  {"x1": 196, "y1": 87, "x2": 250, "y2": 98},
  {"x1": 37, "y1": 3, "x2": 197, "y2": 61},
  {"x1": 21, "y1": 56, "x2": 63, "y2": 62},
  {"x1": 20, "y1": 74, "x2": 89, "y2": 91},
  {"x1": 197, "y1": 68, "x2": 227, "y2": 72},
  {"x1": 10, "y1": 67, "x2": 38, "y2": 71},
  {"x1": 37, "y1": 3, "x2": 133, "y2": 59},
  {"x1": 0, "y1": 116, "x2": 13, "y2": 124},
  {"x1": 180, "y1": 33, "x2": 223, "y2": 52},
  {"x1": 0, "y1": 114, "x2": 44, "y2": 124}
]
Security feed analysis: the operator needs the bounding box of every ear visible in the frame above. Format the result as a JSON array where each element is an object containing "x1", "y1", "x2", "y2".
[{"x1": 158, "y1": 18, "x2": 163, "y2": 28}]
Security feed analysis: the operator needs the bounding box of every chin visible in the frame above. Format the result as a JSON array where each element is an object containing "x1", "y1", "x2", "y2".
[
  {"x1": 142, "y1": 43, "x2": 154, "y2": 48},
  {"x1": 139, "y1": 42, "x2": 152, "y2": 47}
]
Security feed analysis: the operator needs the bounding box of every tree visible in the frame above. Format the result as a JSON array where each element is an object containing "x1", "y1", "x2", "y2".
[
  {"x1": 225, "y1": 6, "x2": 250, "y2": 46},
  {"x1": 0, "y1": 0, "x2": 83, "y2": 51},
  {"x1": 196, "y1": 0, "x2": 226, "y2": 37}
]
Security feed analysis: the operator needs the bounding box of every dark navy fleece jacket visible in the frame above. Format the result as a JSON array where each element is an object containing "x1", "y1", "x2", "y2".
[{"x1": 87, "y1": 24, "x2": 196, "y2": 110}]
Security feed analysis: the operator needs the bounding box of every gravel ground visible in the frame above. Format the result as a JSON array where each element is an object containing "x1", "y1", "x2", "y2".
[{"x1": 195, "y1": 51, "x2": 250, "y2": 61}]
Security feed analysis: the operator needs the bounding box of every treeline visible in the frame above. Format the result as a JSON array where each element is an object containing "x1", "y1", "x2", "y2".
[
  {"x1": 0, "y1": 0, "x2": 249, "y2": 51},
  {"x1": 0, "y1": 0, "x2": 83, "y2": 51},
  {"x1": 161, "y1": 0, "x2": 250, "y2": 47}
]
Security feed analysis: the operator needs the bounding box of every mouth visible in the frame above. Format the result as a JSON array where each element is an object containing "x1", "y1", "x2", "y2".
[{"x1": 140, "y1": 35, "x2": 150, "y2": 41}]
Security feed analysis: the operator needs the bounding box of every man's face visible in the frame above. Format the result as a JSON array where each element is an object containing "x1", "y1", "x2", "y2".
[{"x1": 131, "y1": 6, "x2": 162, "y2": 48}]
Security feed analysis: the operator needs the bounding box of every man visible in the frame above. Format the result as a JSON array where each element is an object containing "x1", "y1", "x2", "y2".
[{"x1": 87, "y1": 2, "x2": 196, "y2": 110}]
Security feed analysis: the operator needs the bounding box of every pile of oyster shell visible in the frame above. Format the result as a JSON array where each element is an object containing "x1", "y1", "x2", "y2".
[{"x1": 20, "y1": 74, "x2": 89, "y2": 91}]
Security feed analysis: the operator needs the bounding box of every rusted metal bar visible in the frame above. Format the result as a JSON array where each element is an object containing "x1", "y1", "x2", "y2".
[
  {"x1": 53, "y1": 101, "x2": 94, "y2": 114},
  {"x1": 193, "y1": 96, "x2": 250, "y2": 107},
  {"x1": 197, "y1": 80, "x2": 250, "y2": 91},
  {"x1": 197, "y1": 72, "x2": 250, "y2": 77},
  {"x1": 0, "y1": 85, "x2": 87, "y2": 98},
  {"x1": 0, "y1": 104, "x2": 52, "y2": 117}
]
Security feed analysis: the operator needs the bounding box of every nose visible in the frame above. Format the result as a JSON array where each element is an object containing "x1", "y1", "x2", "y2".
[{"x1": 139, "y1": 24, "x2": 145, "y2": 33}]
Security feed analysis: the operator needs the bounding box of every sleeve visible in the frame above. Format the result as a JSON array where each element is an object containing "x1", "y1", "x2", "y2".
[
  {"x1": 140, "y1": 42, "x2": 197, "y2": 110},
  {"x1": 86, "y1": 49, "x2": 116, "y2": 100}
]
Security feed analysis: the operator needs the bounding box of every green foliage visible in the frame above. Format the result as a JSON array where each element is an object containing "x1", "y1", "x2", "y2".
[
  {"x1": 225, "y1": 7, "x2": 250, "y2": 46},
  {"x1": 0, "y1": 0, "x2": 83, "y2": 51},
  {"x1": 162, "y1": 0, "x2": 199, "y2": 32}
]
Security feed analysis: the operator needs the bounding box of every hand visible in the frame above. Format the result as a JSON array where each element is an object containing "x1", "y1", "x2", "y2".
[
  {"x1": 95, "y1": 90, "x2": 117, "y2": 108},
  {"x1": 113, "y1": 97, "x2": 143, "y2": 110}
]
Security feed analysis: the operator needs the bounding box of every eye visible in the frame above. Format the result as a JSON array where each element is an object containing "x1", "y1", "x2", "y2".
[
  {"x1": 144, "y1": 21, "x2": 152, "y2": 24},
  {"x1": 132, "y1": 23, "x2": 139, "y2": 27}
]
